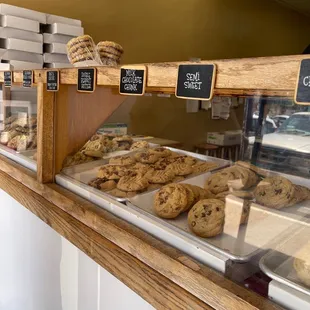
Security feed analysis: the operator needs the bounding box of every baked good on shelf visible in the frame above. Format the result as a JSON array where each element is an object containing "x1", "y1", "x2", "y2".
[
  {"x1": 112, "y1": 135, "x2": 133, "y2": 150},
  {"x1": 294, "y1": 242, "x2": 310, "y2": 287},
  {"x1": 67, "y1": 35, "x2": 97, "y2": 64},
  {"x1": 4, "y1": 115, "x2": 17, "y2": 125},
  {"x1": 62, "y1": 151, "x2": 94, "y2": 168},
  {"x1": 154, "y1": 183, "x2": 188, "y2": 219},
  {"x1": 99, "y1": 180, "x2": 117, "y2": 191},
  {"x1": 88, "y1": 177, "x2": 107, "y2": 189},
  {"x1": 109, "y1": 155, "x2": 136, "y2": 166},
  {"x1": 97, "y1": 164, "x2": 127, "y2": 180},
  {"x1": 168, "y1": 162, "x2": 193, "y2": 176},
  {"x1": 192, "y1": 161, "x2": 219, "y2": 174},
  {"x1": 84, "y1": 139, "x2": 108, "y2": 158},
  {"x1": 117, "y1": 172, "x2": 149, "y2": 192},
  {"x1": 172, "y1": 176, "x2": 185, "y2": 182},
  {"x1": 0, "y1": 129, "x2": 19, "y2": 145},
  {"x1": 145, "y1": 167, "x2": 175, "y2": 184},
  {"x1": 97, "y1": 41, "x2": 123, "y2": 66},
  {"x1": 286, "y1": 185, "x2": 310, "y2": 207},
  {"x1": 235, "y1": 161, "x2": 270, "y2": 178},
  {"x1": 135, "y1": 151, "x2": 160, "y2": 164},
  {"x1": 130, "y1": 141, "x2": 150, "y2": 151},
  {"x1": 188, "y1": 199, "x2": 225, "y2": 238},
  {"x1": 97, "y1": 41, "x2": 124, "y2": 54},
  {"x1": 254, "y1": 176, "x2": 295, "y2": 209},
  {"x1": 149, "y1": 147, "x2": 172, "y2": 158},
  {"x1": 171, "y1": 154, "x2": 197, "y2": 166},
  {"x1": 107, "y1": 188, "x2": 128, "y2": 198}
]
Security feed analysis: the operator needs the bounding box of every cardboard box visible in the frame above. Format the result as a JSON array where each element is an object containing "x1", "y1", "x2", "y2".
[
  {"x1": 44, "y1": 42, "x2": 67, "y2": 54},
  {"x1": 44, "y1": 23, "x2": 84, "y2": 36},
  {"x1": 207, "y1": 130, "x2": 242, "y2": 146},
  {"x1": 43, "y1": 53, "x2": 69, "y2": 63},
  {"x1": 0, "y1": 49, "x2": 43, "y2": 64},
  {"x1": 9, "y1": 60, "x2": 43, "y2": 70},
  {"x1": 1, "y1": 38, "x2": 42, "y2": 54},
  {"x1": 46, "y1": 14, "x2": 81, "y2": 26},
  {"x1": 0, "y1": 4, "x2": 46, "y2": 24},
  {"x1": 43, "y1": 33, "x2": 74, "y2": 44},
  {"x1": 44, "y1": 62, "x2": 72, "y2": 69},
  {"x1": 0, "y1": 27, "x2": 42, "y2": 42},
  {"x1": 98, "y1": 123, "x2": 128, "y2": 135},
  {"x1": 0, "y1": 15, "x2": 39, "y2": 33}
]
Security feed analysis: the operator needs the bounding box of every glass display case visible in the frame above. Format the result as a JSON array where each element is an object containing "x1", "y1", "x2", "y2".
[{"x1": 0, "y1": 85, "x2": 37, "y2": 171}]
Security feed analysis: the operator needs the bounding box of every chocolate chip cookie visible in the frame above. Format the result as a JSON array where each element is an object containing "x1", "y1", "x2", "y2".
[
  {"x1": 135, "y1": 151, "x2": 159, "y2": 164},
  {"x1": 117, "y1": 172, "x2": 149, "y2": 192},
  {"x1": 188, "y1": 199, "x2": 225, "y2": 238},
  {"x1": 254, "y1": 176, "x2": 295, "y2": 209},
  {"x1": 149, "y1": 147, "x2": 172, "y2": 158},
  {"x1": 97, "y1": 165, "x2": 126, "y2": 180},
  {"x1": 192, "y1": 161, "x2": 219, "y2": 174},
  {"x1": 130, "y1": 141, "x2": 150, "y2": 150},
  {"x1": 109, "y1": 155, "x2": 135, "y2": 166},
  {"x1": 146, "y1": 168, "x2": 175, "y2": 184},
  {"x1": 168, "y1": 163, "x2": 193, "y2": 176}
]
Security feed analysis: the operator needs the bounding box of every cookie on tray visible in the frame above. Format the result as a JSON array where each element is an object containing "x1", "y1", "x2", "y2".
[
  {"x1": 168, "y1": 162, "x2": 193, "y2": 176},
  {"x1": 192, "y1": 161, "x2": 219, "y2": 174},
  {"x1": 107, "y1": 188, "x2": 128, "y2": 199},
  {"x1": 130, "y1": 141, "x2": 150, "y2": 151},
  {"x1": 235, "y1": 161, "x2": 270, "y2": 178},
  {"x1": 254, "y1": 176, "x2": 295, "y2": 209},
  {"x1": 88, "y1": 177, "x2": 107, "y2": 189},
  {"x1": 99, "y1": 180, "x2": 117, "y2": 191},
  {"x1": 146, "y1": 168, "x2": 175, "y2": 184},
  {"x1": 109, "y1": 155, "x2": 135, "y2": 166},
  {"x1": 97, "y1": 164, "x2": 127, "y2": 180},
  {"x1": 172, "y1": 155, "x2": 197, "y2": 166},
  {"x1": 188, "y1": 199, "x2": 225, "y2": 238},
  {"x1": 154, "y1": 183, "x2": 188, "y2": 219},
  {"x1": 149, "y1": 147, "x2": 172, "y2": 158},
  {"x1": 135, "y1": 151, "x2": 159, "y2": 164},
  {"x1": 112, "y1": 135, "x2": 133, "y2": 150},
  {"x1": 117, "y1": 172, "x2": 149, "y2": 192},
  {"x1": 286, "y1": 185, "x2": 310, "y2": 207}
]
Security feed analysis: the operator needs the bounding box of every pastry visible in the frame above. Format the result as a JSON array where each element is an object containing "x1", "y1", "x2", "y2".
[
  {"x1": 84, "y1": 139, "x2": 108, "y2": 158},
  {"x1": 117, "y1": 172, "x2": 149, "y2": 192},
  {"x1": 192, "y1": 161, "x2": 219, "y2": 174},
  {"x1": 128, "y1": 162, "x2": 150, "y2": 174},
  {"x1": 99, "y1": 180, "x2": 117, "y2": 191},
  {"x1": 0, "y1": 130, "x2": 18, "y2": 145},
  {"x1": 154, "y1": 184, "x2": 188, "y2": 219},
  {"x1": 147, "y1": 183, "x2": 162, "y2": 191},
  {"x1": 112, "y1": 135, "x2": 133, "y2": 150},
  {"x1": 109, "y1": 155, "x2": 135, "y2": 166},
  {"x1": 172, "y1": 155, "x2": 197, "y2": 166},
  {"x1": 135, "y1": 151, "x2": 159, "y2": 164},
  {"x1": 294, "y1": 242, "x2": 310, "y2": 287},
  {"x1": 107, "y1": 188, "x2": 128, "y2": 198},
  {"x1": 149, "y1": 147, "x2": 172, "y2": 158},
  {"x1": 235, "y1": 161, "x2": 270, "y2": 178},
  {"x1": 181, "y1": 184, "x2": 197, "y2": 210},
  {"x1": 153, "y1": 157, "x2": 175, "y2": 169},
  {"x1": 146, "y1": 168, "x2": 175, "y2": 184},
  {"x1": 168, "y1": 162, "x2": 193, "y2": 176},
  {"x1": 188, "y1": 199, "x2": 225, "y2": 238},
  {"x1": 130, "y1": 141, "x2": 150, "y2": 151},
  {"x1": 97, "y1": 165, "x2": 127, "y2": 180},
  {"x1": 286, "y1": 185, "x2": 310, "y2": 207},
  {"x1": 88, "y1": 177, "x2": 107, "y2": 189},
  {"x1": 62, "y1": 151, "x2": 94, "y2": 168},
  {"x1": 172, "y1": 176, "x2": 185, "y2": 183},
  {"x1": 254, "y1": 176, "x2": 295, "y2": 209},
  {"x1": 97, "y1": 44, "x2": 122, "y2": 57},
  {"x1": 97, "y1": 41, "x2": 124, "y2": 54}
]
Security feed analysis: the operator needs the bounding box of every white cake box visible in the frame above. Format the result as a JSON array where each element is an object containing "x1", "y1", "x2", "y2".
[
  {"x1": 43, "y1": 53, "x2": 69, "y2": 63},
  {"x1": 45, "y1": 23, "x2": 84, "y2": 36},
  {"x1": 0, "y1": 4, "x2": 46, "y2": 24},
  {"x1": 43, "y1": 33, "x2": 74, "y2": 44},
  {"x1": 44, "y1": 43, "x2": 66, "y2": 54},
  {"x1": 0, "y1": 27, "x2": 42, "y2": 42},
  {"x1": 0, "y1": 49, "x2": 43, "y2": 64},
  {"x1": 8, "y1": 60, "x2": 43, "y2": 70},
  {"x1": 46, "y1": 14, "x2": 81, "y2": 26},
  {"x1": 0, "y1": 15, "x2": 39, "y2": 33},
  {"x1": 207, "y1": 130, "x2": 242, "y2": 146},
  {"x1": 0, "y1": 38, "x2": 42, "y2": 54},
  {"x1": 0, "y1": 62, "x2": 11, "y2": 70},
  {"x1": 44, "y1": 62, "x2": 72, "y2": 69}
]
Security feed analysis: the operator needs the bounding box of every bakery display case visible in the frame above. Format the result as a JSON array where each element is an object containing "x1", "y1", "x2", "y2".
[
  {"x1": 2, "y1": 55, "x2": 310, "y2": 310},
  {"x1": 0, "y1": 85, "x2": 37, "y2": 171}
]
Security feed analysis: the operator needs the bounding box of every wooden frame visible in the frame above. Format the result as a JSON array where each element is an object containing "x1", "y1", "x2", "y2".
[{"x1": 0, "y1": 54, "x2": 307, "y2": 309}]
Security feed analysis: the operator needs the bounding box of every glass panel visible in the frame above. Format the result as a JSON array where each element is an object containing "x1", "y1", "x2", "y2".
[{"x1": 0, "y1": 85, "x2": 37, "y2": 171}]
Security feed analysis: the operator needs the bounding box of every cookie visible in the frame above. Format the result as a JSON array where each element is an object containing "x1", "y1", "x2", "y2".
[
  {"x1": 192, "y1": 161, "x2": 219, "y2": 174},
  {"x1": 147, "y1": 183, "x2": 162, "y2": 191},
  {"x1": 67, "y1": 35, "x2": 94, "y2": 49},
  {"x1": 97, "y1": 45, "x2": 122, "y2": 56},
  {"x1": 130, "y1": 141, "x2": 150, "y2": 151},
  {"x1": 154, "y1": 184, "x2": 188, "y2": 219},
  {"x1": 117, "y1": 172, "x2": 149, "y2": 192},
  {"x1": 98, "y1": 51, "x2": 120, "y2": 60},
  {"x1": 229, "y1": 188, "x2": 254, "y2": 200},
  {"x1": 235, "y1": 161, "x2": 270, "y2": 178},
  {"x1": 188, "y1": 199, "x2": 225, "y2": 238},
  {"x1": 286, "y1": 185, "x2": 310, "y2": 207},
  {"x1": 168, "y1": 163, "x2": 193, "y2": 176},
  {"x1": 99, "y1": 180, "x2": 117, "y2": 191},
  {"x1": 112, "y1": 136, "x2": 133, "y2": 150},
  {"x1": 181, "y1": 184, "x2": 197, "y2": 211},
  {"x1": 294, "y1": 242, "x2": 310, "y2": 287},
  {"x1": 128, "y1": 162, "x2": 150, "y2": 174},
  {"x1": 97, "y1": 41, "x2": 124, "y2": 53},
  {"x1": 88, "y1": 177, "x2": 107, "y2": 189},
  {"x1": 135, "y1": 151, "x2": 159, "y2": 164},
  {"x1": 153, "y1": 157, "x2": 175, "y2": 169},
  {"x1": 215, "y1": 191, "x2": 229, "y2": 202},
  {"x1": 172, "y1": 176, "x2": 185, "y2": 183},
  {"x1": 146, "y1": 168, "x2": 175, "y2": 184},
  {"x1": 107, "y1": 188, "x2": 128, "y2": 198},
  {"x1": 109, "y1": 155, "x2": 135, "y2": 166},
  {"x1": 84, "y1": 139, "x2": 108, "y2": 157},
  {"x1": 149, "y1": 147, "x2": 172, "y2": 158},
  {"x1": 97, "y1": 165, "x2": 126, "y2": 180},
  {"x1": 172, "y1": 155, "x2": 197, "y2": 166},
  {"x1": 254, "y1": 176, "x2": 295, "y2": 209},
  {"x1": 62, "y1": 151, "x2": 94, "y2": 168}
]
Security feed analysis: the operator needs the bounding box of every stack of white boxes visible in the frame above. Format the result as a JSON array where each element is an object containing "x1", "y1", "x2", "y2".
[
  {"x1": 0, "y1": 4, "x2": 84, "y2": 70},
  {"x1": 0, "y1": 4, "x2": 45, "y2": 70},
  {"x1": 43, "y1": 14, "x2": 84, "y2": 68}
]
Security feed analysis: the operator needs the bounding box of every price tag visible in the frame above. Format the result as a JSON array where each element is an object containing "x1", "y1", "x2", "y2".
[
  {"x1": 23, "y1": 70, "x2": 33, "y2": 88},
  {"x1": 77, "y1": 68, "x2": 96, "y2": 93},
  {"x1": 295, "y1": 59, "x2": 310, "y2": 105},
  {"x1": 46, "y1": 70, "x2": 59, "y2": 92},
  {"x1": 119, "y1": 65, "x2": 146, "y2": 96},
  {"x1": 4, "y1": 71, "x2": 12, "y2": 87},
  {"x1": 175, "y1": 64, "x2": 216, "y2": 100}
]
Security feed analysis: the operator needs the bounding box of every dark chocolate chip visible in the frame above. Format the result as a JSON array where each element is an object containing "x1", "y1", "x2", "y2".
[{"x1": 191, "y1": 221, "x2": 196, "y2": 227}]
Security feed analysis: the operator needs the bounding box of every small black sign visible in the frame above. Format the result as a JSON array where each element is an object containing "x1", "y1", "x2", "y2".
[
  {"x1": 119, "y1": 66, "x2": 146, "y2": 96},
  {"x1": 295, "y1": 59, "x2": 310, "y2": 105},
  {"x1": 175, "y1": 64, "x2": 216, "y2": 100},
  {"x1": 23, "y1": 70, "x2": 33, "y2": 88},
  {"x1": 46, "y1": 70, "x2": 59, "y2": 92},
  {"x1": 77, "y1": 68, "x2": 96, "y2": 93},
  {"x1": 4, "y1": 71, "x2": 12, "y2": 87}
]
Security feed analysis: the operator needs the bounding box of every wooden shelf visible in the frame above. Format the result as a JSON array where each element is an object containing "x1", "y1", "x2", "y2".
[{"x1": 0, "y1": 54, "x2": 306, "y2": 96}]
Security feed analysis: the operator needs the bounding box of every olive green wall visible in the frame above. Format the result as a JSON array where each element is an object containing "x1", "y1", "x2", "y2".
[{"x1": 4, "y1": 0, "x2": 310, "y2": 147}]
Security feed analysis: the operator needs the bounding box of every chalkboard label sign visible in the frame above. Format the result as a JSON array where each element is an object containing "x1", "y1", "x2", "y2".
[
  {"x1": 295, "y1": 59, "x2": 310, "y2": 105},
  {"x1": 77, "y1": 68, "x2": 96, "y2": 93},
  {"x1": 175, "y1": 64, "x2": 216, "y2": 100},
  {"x1": 23, "y1": 70, "x2": 33, "y2": 88},
  {"x1": 4, "y1": 71, "x2": 12, "y2": 87},
  {"x1": 46, "y1": 70, "x2": 59, "y2": 92},
  {"x1": 119, "y1": 65, "x2": 146, "y2": 96}
]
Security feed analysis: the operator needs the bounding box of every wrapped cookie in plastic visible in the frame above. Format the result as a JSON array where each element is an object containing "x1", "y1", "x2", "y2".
[{"x1": 96, "y1": 41, "x2": 123, "y2": 67}]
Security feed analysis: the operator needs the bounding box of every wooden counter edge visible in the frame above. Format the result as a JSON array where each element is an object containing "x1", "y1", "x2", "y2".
[{"x1": 0, "y1": 156, "x2": 283, "y2": 310}]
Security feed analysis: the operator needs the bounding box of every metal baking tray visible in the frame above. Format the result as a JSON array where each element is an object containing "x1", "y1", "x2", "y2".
[
  {"x1": 0, "y1": 144, "x2": 37, "y2": 171},
  {"x1": 260, "y1": 226, "x2": 310, "y2": 297},
  {"x1": 58, "y1": 147, "x2": 231, "y2": 203},
  {"x1": 127, "y1": 174, "x2": 306, "y2": 263}
]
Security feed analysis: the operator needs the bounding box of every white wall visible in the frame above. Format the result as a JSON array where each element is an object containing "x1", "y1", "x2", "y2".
[{"x1": 0, "y1": 189, "x2": 154, "y2": 310}]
